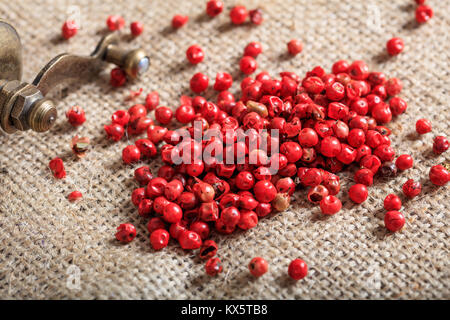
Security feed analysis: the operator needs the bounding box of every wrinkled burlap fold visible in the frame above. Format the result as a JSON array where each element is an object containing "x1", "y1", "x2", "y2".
[{"x1": 0, "y1": 0, "x2": 448, "y2": 299}]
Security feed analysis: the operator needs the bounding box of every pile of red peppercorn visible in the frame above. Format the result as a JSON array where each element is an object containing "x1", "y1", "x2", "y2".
[{"x1": 106, "y1": 54, "x2": 449, "y2": 279}]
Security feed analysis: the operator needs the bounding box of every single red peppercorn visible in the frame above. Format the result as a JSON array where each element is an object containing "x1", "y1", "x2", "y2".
[
  {"x1": 429, "y1": 165, "x2": 449, "y2": 186},
  {"x1": 130, "y1": 21, "x2": 144, "y2": 36},
  {"x1": 325, "y1": 82, "x2": 345, "y2": 101},
  {"x1": 416, "y1": 5, "x2": 433, "y2": 24},
  {"x1": 433, "y1": 136, "x2": 449, "y2": 154},
  {"x1": 162, "y1": 202, "x2": 183, "y2": 224},
  {"x1": 134, "y1": 166, "x2": 153, "y2": 186},
  {"x1": 49, "y1": 157, "x2": 66, "y2": 179},
  {"x1": 111, "y1": 110, "x2": 130, "y2": 126},
  {"x1": 179, "y1": 230, "x2": 202, "y2": 250},
  {"x1": 214, "y1": 72, "x2": 233, "y2": 91},
  {"x1": 288, "y1": 258, "x2": 308, "y2": 280},
  {"x1": 138, "y1": 198, "x2": 153, "y2": 217},
  {"x1": 348, "y1": 184, "x2": 369, "y2": 204},
  {"x1": 66, "y1": 105, "x2": 86, "y2": 126},
  {"x1": 107, "y1": 15, "x2": 125, "y2": 31},
  {"x1": 249, "y1": 9, "x2": 263, "y2": 25},
  {"x1": 190, "y1": 221, "x2": 210, "y2": 240},
  {"x1": 320, "y1": 136, "x2": 341, "y2": 158},
  {"x1": 237, "y1": 210, "x2": 259, "y2": 229},
  {"x1": 348, "y1": 60, "x2": 369, "y2": 80},
  {"x1": 122, "y1": 145, "x2": 141, "y2": 164},
  {"x1": 115, "y1": 223, "x2": 137, "y2": 243},
  {"x1": 248, "y1": 257, "x2": 269, "y2": 277},
  {"x1": 319, "y1": 195, "x2": 342, "y2": 215},
  {"x1": 68, "y1": 191, "x2": 82, "y2": 202},
  {"x1": 402, "y1": 179, "x2": 422, "y2": 198},
  {"x1": 104, "y1": 123, "x2": 124, "y2": 141},
  {"x1": 253, "y1": 180, "x2": 277, "y2": 203},
  {"x1": 186, "y1": 45, "x2": 205, "y2": 65},
  {"x1": 230, "y1": 5, "x2": 248, "y2": 25},
  {"x1": 150, "y1": 229, "x2": 170, "y2": 250},
  {"x1": 145, "y1": 91, "x2": 159, "y2": 111},
  {"x1": 131, "y1": 187, "x2": 146, "y2": 206},
  {"x1": 175, "y1": 105, "x2": 196, "y2": 124},
  {"x1": 164, "y1": 179, "x2": 184, "y2": 201},
  {"x1": 386, "y1": 37, "x2": 404, "y2": 56},
  {"x1": 384, "y1": 194, "x2": 402, "y2": 211},
  {"x1": 110, "y1": 67, "x2": 127, "y2": 87},
  {"x1": 354, "y1": 168, "x2": 374, "y2": 186},
  {"x1": 199, "y1": 240, "x2": 218, "y2": 259},
  {"x1": 172, "y1": 14, "x2": 189, "y2": 28},
  {"x1": 244, "y1": 42, "x2": 263, "y2": 58},
  {"x1": 416, "y1": 118, "x2": 432, "y2": 134},
  {"x1": 155, "y1": 106, "x2": 173, "y2": 125},
  {"x1": 147, "y1": 217, "x2": 166, "y2": 233},
  {"x1": 384, "y1": 211, "x2": 405, "y2": 232},
  {"x1": 62, "y1": 20, "x2": 79, "y2": 39},
  {"x1": 287, "y1": 39, "x2": 303, "y2": 56},
  {"x1": 395, "y1": 154, "x2": 414, "y2": 171},
  {"x1": 389, "y1": 97, "x2": 407, "y2": 116},
  {"x1": 332, "y1": 60, "x2": 349, "y2": 74},
  {"x1": 190, "y1": 73, "x2": 209, "y2": 93},
  {"x1": 206, "y1": 0, "x2": 224, "y2": 17},
  {"x1": 205, "y1": 257, "x2": 223, "y2": 276},
  {"x1": 239, "y1": 56, "x2": 257, "y2": 75}
]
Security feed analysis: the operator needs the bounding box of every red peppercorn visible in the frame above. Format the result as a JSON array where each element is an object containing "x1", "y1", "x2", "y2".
[
  {"x1": 62, "y1": 20, "x2": 78, "y2": 39},
  {"x1": 253, "y1": 180, "x2": 277, "y2": 203},
  {"x1": 138, "y1": 198, "x2": 153, "y2": 217},
  {"x1": 175, "y1": 105, "x2": 196, "y2": 124},
  {"x1": 395, "y1": 154, "x2": 414, "y2": 171},
  {"x1": 205, "y1": 257, "x2": 223, "y2": 276},
  {"x1": 186, "y1": 45, "x2": 205, "y2": 65},
  {"x1": 348, "y1": 184, "x2": 369, "y2": 204},
  {"x1": 235, "y1": 171, "x2": 255, "y2": 190},
  {"x1": 249, "y1": 9, "x2": 263, "y2": 25},
  {"x1": 145, "y1": 91, "x2": 159, "y2": 111},
  {"x1": 172, "y1": 15, "x2": 188, "y2": 28},
  {"x1": 66, "y1": 105, "x2": 86, "y2": 126},
  {"x1": 319, "y1": 195, "x2": 342, "y2": 215},
  {"x1": 320, "y1": 136, "x2": 341, "y2": 158},
  {"x1": 164, "y1": 179, "x2": 184, "y2": 201},
  {"x1": 134, "y1": 166, "x2": 153, "y2": 186},
  {"x1": 348, "y1": 129, "x2": 366, "y2": 148},
  {"x1": 415, "y1": 0, "x2": 426, "y2": 4},
  {"x1": 332, "y1": 60, "x2": 349, "y2": 74},
  {"x1": 354, "y1": 168, "x2": 374, "y2": 186},
  {"x1": 249, "y1": 257, "x2": 269, "y2": 277},
  {"x1": 147, "y1": 217, "x2": 166, "y2": 233},
  {"x1": 371, "y1": 103, "x2": 392, "y2": 124},
  {"x1": 287, "y1": 39, "x2": 303, "y2": 56},
  {"x1": 111, "y1": 110, "x2": 130, "y2": 126},
  {"x1": 115, "y1": 223, "x2": 136, "y2": 243},
  {"x1": 348, "y1": 60, "x2": 369, "y2": 80},
  {"x1": 206, "y1": 0, "x2": 224, "y2": 17},
  {"x1": 134, "y1": 139, "x2": 157, "y2": 159},
  {"x1": 190, "y1": 73, "x2": 209, "y2": 93},
  {"x1": 326, "y1": 82, "x2": 345, "y2": 101},
  {"x1": 162, "y1": 202, "x2": 183, "y2": 224},
  {"x1": 131, "y1": 188, "x2": 145, "y2": 206},
  {"x1": 389, "y1": 97, "x2": 407, "y2": 116},
  {"x1": 122, "y1": 145, "x2": 141, "y2": 164},
  {"x1": 384, "y1": 194, "x2": 402, "y2": 211},
  {"x1": 104, "y1": 123, "x2": 124, "y2": 141},
  {"x1": 244, "y1": 42, "x2": 263, "y2": 58},
  {"x1": 288, "y1": 258, "x2": 308, "y2": 280},
  {"x1": 402, "y1": 179, "x2": 422, "y2": 198},
  {"x1": 150, "y1": 229, "x2": 170, "y2": 250},
  {"x1": 199, "y1": 240, "x2": 218, "y2": 259},
  {"x1": 130, "y1": 21, "x2": 144, "y2": 36},
  {"x1": 239, "y1": 56, "x2": 257, "y2": 75},
  {"x1": 386, "y1": 37, "x2": 404, "y2": 56},
  {"x1": 416, "y1": 118, "x2": 432, "y2": 134},
  {"x1": 429, "y1": 165, "x2": 449, "y2": 186},
  {"x1": 237, "y1": 210, "x2": 259, "y2": 229},
  {"x1": 154, "y1": 106, "x2": 173, "y2": 125},
  {"x1": 189, "y1": 221, "x2": 210, "y2": 240},
  {"x1": 214, "y1": 72, "x2": 233, "y2": 91},
  {"x1": 68, "y1": 191, "x2": 83, "y2": 202},
  {"x1": 107, "y1": 15, "x2": 125, "y2": 31},
  {"x1": 193, "y1": 181, "x2": 215, "y2": 202},
  {"x1": 384, "y1": 211, "x2": 405, "y2": 232},
  {"x1": 416, "y1": 5, "x2": 433, "y2": 24},
  {"x1": 49, "y1": 157, "x2": 66, "y2": 179},
  {"x1": 179, "y1": 230, "x2": 202, "y2": 250},
  {"x1": 230, "y1": 5, "x2": 248, "y2": 25},
  {"x1": 433, "y1": 136, "x2": 449, "y2": 154},
  {"x1": 110, "y1": 67, "x2": 127, "y2": 87}
]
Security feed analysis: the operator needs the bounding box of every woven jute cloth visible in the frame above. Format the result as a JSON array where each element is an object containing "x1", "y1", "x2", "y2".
[{"x1": 0, "y1": 0, "x2": 448, "y2": 299}]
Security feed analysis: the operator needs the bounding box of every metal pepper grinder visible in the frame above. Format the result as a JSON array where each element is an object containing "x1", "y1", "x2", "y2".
[{"x1": 0, "y1": 19, "x2": 149, "y2": 134}]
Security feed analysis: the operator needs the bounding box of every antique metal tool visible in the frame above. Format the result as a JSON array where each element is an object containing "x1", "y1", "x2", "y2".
[{"x1": 0, "y1": 20, "x2": 149, "y2": 134}]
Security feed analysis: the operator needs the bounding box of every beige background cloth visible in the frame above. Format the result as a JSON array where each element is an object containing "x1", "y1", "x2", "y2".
[{"x1": 0, "y1": 0, "x2": 448, "y2": 299}]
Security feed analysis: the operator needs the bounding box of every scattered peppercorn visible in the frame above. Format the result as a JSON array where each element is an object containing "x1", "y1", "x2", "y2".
[
  {"x1": 62, "y1": 20, "x2": 78, "y2": 39},
  {"x1": 172, "y1": 14, "x2": 189, "y2": 29},
  {"x1": 130, "y1": 21, "x2": 144, "y2": 36},
  {"x1": 249, "y1": 9, "x2": 263, "y2": 25},
  {"x1": 386, "y1": 37, "x2": 404, "y2": 56},
  {"x1": 416, "y1": 118, "x2": 432, "y2": 134},
  {"x1": 190, "y1": 73, "x2": 209, "y2": 93},
  {"x1": 106, "y1": 15, "x2": 125, "y2": 31},
  {"x1": 249, "y1": 257, "x2": 269, "y2": 277},
  {"x1": 186, "y1": 45, "x2": 205, "y2": 65},
  {"x1": 384, "y1": 211, "x2": 405, "y2": 232},
  {"x1": 230, "y1": 5, "x2": 248, "y2": 25},
  {"x1": 432, "y1": 136, "x2": 449, "y2": 154},
  {"x1": 49, "y1": 157, "x2": 66, "y2": 179},
  {"x1": 287, "y1": 39, "x2": 303, "y2": 55},
  {"x1": 429, "y1": 165, "x2": 449, "y2": 186},
  {"x1": 115, "y1": 223, "x2": 136, "y2": 243},
  {"x1": 288, "y1": 258, "x2": 308, "y2": 280},
  {"x1": 206, "y1": 0, "x2": 223, "y2": 17},
  {"x1": 68, "y1": 191, "x2": 83, "y2": 202},
  {"x1": 66, "y1": 105, "x2": 86, "y2": 126},
  {"x1": 205, "y1": 257, "x2": 223, "y2": 276},
  {"x1": 110, "y1": 67, "x2": 127, "y2": 87},
  {"x1": 415, "y1": 5, "x2": 433, "y2": 23},
  {"x1": 384, "y1": 194, "x2": 402, "y2": 211},
  {"x1": 402, "y1": 179, "x2": 422, "y2": 198}
]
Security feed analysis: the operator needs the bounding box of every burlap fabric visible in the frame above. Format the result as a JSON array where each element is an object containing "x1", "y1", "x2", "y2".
[{"x1": 0, "y1": 0, "x2": 448, "y2": 299}]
